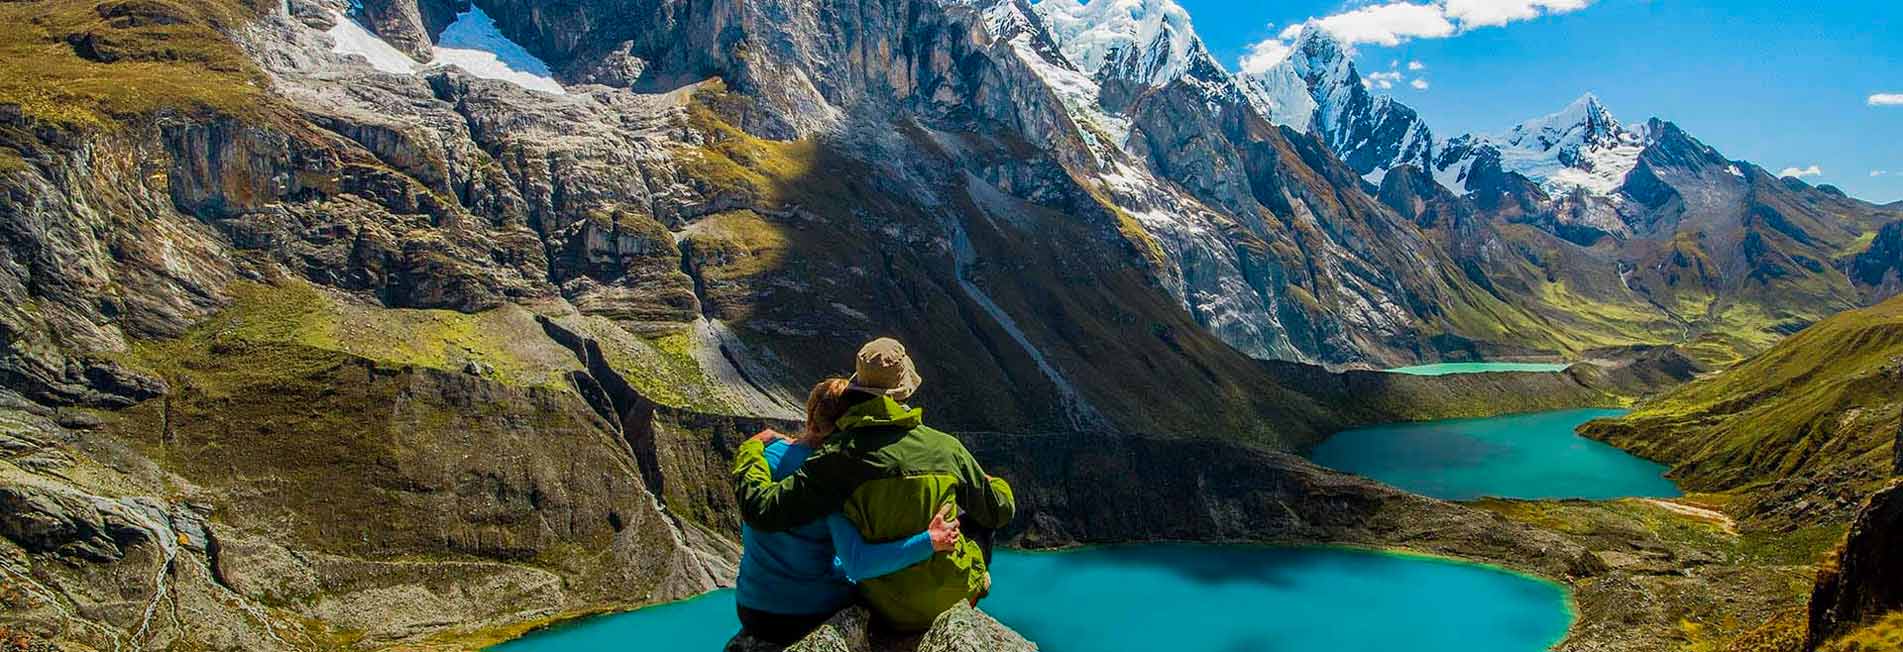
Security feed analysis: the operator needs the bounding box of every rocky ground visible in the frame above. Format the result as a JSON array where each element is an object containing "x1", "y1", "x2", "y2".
[{"x1": 726, "y1": 606, "x2": 1035, "y2": 652}]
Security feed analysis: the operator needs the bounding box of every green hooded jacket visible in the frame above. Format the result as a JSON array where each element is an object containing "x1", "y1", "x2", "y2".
[{"x1": 732, "y1": 396, "x2": 1016, "y2": 631}]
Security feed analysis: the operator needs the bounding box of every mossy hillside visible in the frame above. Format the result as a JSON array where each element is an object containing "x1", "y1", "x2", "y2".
[
  {"x1": 1455, "y1": 224, "x2": 1694, "y2": 359},
  {"x1": 676, "y1": 208, "x2": 794, "y2": 324},
  {"x1": 1678, "y1": 331, "x2": 1758, "y2": 370},
  {"x1": 129, "y1": 280, "x2": 582, "y2": 390},
  {"x1": 676, "y1": 85, "x2": 934, "y2": 313},
  {"x1": 1477, "y1": 498, "x2": 1824, "y2": 652},
  {"x1": 0, "y1": 147, "x2": 25, "y2": 174},
  {"x1": 680, "y1": 83, "x2": 929, "y2": 230},
  {"x1": 1480, "y1": 498, "x2": 1844, "y2": 568},
  {"x1": 1079, "y1": 181, "x2": 1168, "y2": 270},
  {"x1": 1817, "y1": 611, "x2": 1903, "y2": 652},
  {"x1": 110, "y1": 317, "x2": 652, "y2": 569},
  {"x1": 1523, "y1": 277, "x2": 1680, "y2": 349},
  {"x1": 546, "y1": 312, "x2": 737, "y2": 413},
  {"x1": 1687, "y1": 610, "x2": 1807, "y2": 652},
  {"x1": 1583, "y1": 294, "x2": 1903, "y2": 528},
  {"x1": 114, "y1": 338, "x2": 455, "y2": 556},
  {"x1": 0, "y1": 0, "x2": 272, "y2": 130},
  {"x1": 127, "y1": 278, "x2": 753, "y2": 412}
]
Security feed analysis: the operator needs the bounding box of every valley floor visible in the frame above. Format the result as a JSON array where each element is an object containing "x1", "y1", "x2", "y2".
[{"x1": 1478, "y1": 497, "x2": 1826, "y2": 652}]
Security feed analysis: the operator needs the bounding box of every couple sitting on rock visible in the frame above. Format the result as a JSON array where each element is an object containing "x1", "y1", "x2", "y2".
[{"x1": 730, "y1": 338, "x2": 1016, "y2": 644}]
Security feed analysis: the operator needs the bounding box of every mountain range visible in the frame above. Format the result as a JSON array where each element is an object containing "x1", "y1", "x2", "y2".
[
  {"x1": 1225, "y1": 21, "x2": 1901, "y2": 361},
  {"x1": 2, "y1": 0, "x2": 1902, "y2": 649}
]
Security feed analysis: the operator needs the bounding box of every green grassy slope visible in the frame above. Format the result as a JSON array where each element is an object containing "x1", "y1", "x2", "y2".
[
  {"x1": 1583, "y1": 294, "x2": 1903, "y2": 529},
  {"x1": 0, "y1": 0, "x2": 273, "y2": 130}
]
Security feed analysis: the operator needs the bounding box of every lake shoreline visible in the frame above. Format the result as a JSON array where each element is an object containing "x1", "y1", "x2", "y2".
[{"x1": 488, "y1": 542, "x2": 1580, "y2": 652}]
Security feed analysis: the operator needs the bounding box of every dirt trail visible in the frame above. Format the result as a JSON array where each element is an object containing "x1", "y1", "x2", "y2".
[{"x1": 1641, "y1": 498, "x2": 1738, "y2": 534}]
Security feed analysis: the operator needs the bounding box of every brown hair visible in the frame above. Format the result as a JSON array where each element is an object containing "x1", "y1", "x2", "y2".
[{"x1": 803, "y1": 377, "x2": 854, "y2": 440}]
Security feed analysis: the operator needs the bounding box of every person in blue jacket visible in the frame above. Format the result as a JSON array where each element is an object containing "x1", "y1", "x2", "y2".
[{"x1": 735, "y1": 377, "x2": 961, "y2": 644}]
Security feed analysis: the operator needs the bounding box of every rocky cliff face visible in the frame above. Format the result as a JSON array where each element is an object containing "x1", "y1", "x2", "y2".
[
  {"x1": 1807, "y1": 480, "x2": 1903, "y2": 650},
  {"x1": 1849, "y1": 220, "x2": 1903, "y2": 303},
  {"x1": 0, "y1": 281, "x2": 768, "y2": 649}
]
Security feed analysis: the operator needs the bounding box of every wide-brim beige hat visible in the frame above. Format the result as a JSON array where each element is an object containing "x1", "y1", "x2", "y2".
[{"x1": 846, "y1": 337, "x2": 922, "y2": 401}]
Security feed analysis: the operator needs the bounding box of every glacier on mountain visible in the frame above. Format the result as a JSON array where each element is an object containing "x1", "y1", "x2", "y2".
[
  {"x1": 324, "y1": 5, "x2": 564, "y2": 94},
  {"x1": 432, "y1": 6, "x2": 567, "y2": 95},
  {"x1": 326, "y1": 10, "x2": 419, "y2": 74},
  {"x1": 1032, "y1": 0, "x2": 1203, "y2": 89}
]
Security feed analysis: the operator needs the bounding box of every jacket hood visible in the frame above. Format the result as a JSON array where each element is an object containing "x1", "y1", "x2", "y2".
[{"x1": 836, "y1": 396, "x2": 925, "y2": 431}]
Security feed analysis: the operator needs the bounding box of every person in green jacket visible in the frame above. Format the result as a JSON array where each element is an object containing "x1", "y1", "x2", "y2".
[{"x1": 733, "y1": 338, "x2": 1016, "y2": 633}]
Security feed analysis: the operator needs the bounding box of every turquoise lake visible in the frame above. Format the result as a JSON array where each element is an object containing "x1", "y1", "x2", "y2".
[
  {"x1": 1310, "y1": 408, "x2": 1680, "y2": 501},
  {"x1": 1384, "y1": 362, "x2": 1573, "y2": 376},
  {"x1": 493, "y1": 545, "x2": 1574, "y2": 652}
]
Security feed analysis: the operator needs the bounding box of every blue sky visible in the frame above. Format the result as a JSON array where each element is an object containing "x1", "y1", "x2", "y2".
[{"x1": 1173, "y1": 0, "x2": 1903, "y2": 202}]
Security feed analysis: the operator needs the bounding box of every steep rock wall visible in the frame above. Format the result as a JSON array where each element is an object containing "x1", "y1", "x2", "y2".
[{"x1": 1808, "y1": 480, "x2": 1903, "y2": 649}]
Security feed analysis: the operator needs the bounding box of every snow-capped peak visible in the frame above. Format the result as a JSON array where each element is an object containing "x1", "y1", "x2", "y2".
[
  {"x1": 1233, "y1": 24, "x2": 1433, "y2": 183},
  {"x1": 1497, "y1": 93, "x2": 1638, "y2": 154},
  {"x1": 1434, "y1": 93, "x2": 1650, "y2": 196},
  {"x1": 1235, "y1": 25, "x2": 1357, "y2": 131},
  {"x1": 1032, "y1": 0, "x2": 1210, "y2": 89},
  {"x1": 1284, "y1": 25, "x2": 1355, "y2": 90}
]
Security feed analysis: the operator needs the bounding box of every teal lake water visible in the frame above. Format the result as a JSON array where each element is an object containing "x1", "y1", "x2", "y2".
[
  {"x1": 1310, "y1": 408, "x2": 1680, "y2": 500},
  {"x1": 1384, "y1": 362, "x2": 1573, "y2": 375},
  {"x1": 493, "y1": 545, "x2": 1573, "y2": 652}
]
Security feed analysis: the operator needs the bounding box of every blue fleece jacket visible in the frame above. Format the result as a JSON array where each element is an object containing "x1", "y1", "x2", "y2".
[{"x1": 735, "y1": 440, "x2": 935, "y2": 615}]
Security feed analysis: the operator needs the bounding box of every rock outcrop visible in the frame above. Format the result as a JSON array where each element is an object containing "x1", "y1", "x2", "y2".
[
  {"x1": 725, "y1": 605, "x2": 1035, "y2": 652},
  {"x1": 1807, "y1": 480, "x2": 1903, "y2": 650},
  {"x1": 1851, "y1": 220, "x2": 1903, "y2": 303}
]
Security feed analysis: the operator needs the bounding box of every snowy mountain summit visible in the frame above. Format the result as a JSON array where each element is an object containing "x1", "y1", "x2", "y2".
[
  {"x1": 1032, "y1": 0, "x2": 1207, "y2": 89},
  {"x1": 1433, "y1": 94, "x2": 1649, "y2": 196},
  {"x1": 1237, "y1": 26, "x2": 1435, "y2": 184}
]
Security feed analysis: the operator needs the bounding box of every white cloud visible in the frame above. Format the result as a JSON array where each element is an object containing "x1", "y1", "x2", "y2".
[
  {"x1": 1238, "y1": 0, "x2": 1596, "y2": 76},
  {"x1": 1310, "y1": 3, "x2": 1455, "y2": 47},
  {"x1": 1443, "y1": 0, "x2": 1591, "y2": 28},
  {"x1": 1874, "y1": 170, "x2": 1891, "y2": 177},
  {"x1": 1366, "y1": 70, "x2": 1405, "y2": 89},
  {"x1": 1238, "y1": 38, "x2": 1296, "y2": 74},
  {"x1": 1779, "y1": 165, "x2": 1823, "y2": 178},
  {"x1": 1871, "y1": 94, "x2": 1903, "y2": 106},
  {"x1": 1411, "y1": 78, "x2": 1430, "y2": 90}
]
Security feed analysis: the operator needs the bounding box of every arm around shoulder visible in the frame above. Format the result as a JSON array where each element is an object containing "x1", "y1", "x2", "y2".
[
  {"x1": 827, "y1": 514, "x2": 934, "y2": 583},
  {"x1": 732, "y1": 440, "x2": 852, "y2": 531}
]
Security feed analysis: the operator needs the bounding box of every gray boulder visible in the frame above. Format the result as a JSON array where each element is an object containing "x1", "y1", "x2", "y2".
[{"x1": 725, "y1": 605, "x2": 1036, "y2": 652}]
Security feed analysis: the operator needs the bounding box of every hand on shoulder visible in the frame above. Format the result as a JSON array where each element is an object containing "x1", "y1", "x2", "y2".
[{"x1": 750, "y1": 428, "x2": 794, "y2": 445}]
